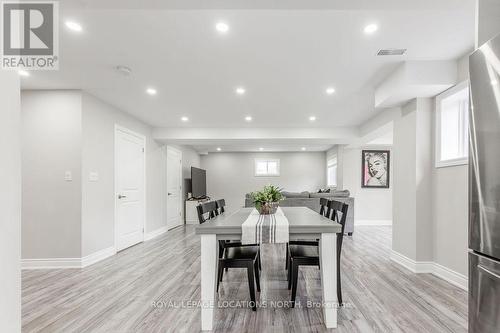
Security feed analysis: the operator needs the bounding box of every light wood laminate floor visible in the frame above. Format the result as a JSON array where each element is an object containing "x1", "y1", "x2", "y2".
[{"x1": 22, "y1": 226, "x2": 467, "y2": 332}]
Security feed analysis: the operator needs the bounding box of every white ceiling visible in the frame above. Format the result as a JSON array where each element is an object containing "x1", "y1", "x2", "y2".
[
  {"x1": 367, "y1": 129, "x2": 393, "y2": 145},
  {"x1": 21, "y1": 0, "x2": 475, "y2": 151},
  {"x1": 60, "y1": 0, "x2": 475, "y2": 11}
]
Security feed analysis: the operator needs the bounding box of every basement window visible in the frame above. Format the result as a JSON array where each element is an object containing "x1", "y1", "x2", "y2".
[
  {"x1": 327, "y1": 157, "x2": 337, "y2": 187},
  {"x1": 255, "y1": 158, "x2": 280, "y2": 177},
  {"x1": 435, "y1": 81, "x2": 469, "y2": 168}
]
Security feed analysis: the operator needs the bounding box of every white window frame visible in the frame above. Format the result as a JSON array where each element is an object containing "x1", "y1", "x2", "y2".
[
  {"x1": 435, "y1": 80, "x2": 469, "y2": 168},
  {"x1": 254, "y1": 158, "x2": 280, "y2": 177},
  {"x1": 327, "y1": 157, "x2": 337, "y2": 187}
]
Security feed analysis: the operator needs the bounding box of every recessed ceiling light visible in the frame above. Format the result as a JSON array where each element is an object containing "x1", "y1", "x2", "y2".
[
  {"x1": 309, "y1": 116, "x2": 316, "y2": 121},
  {"x1": 216, "y1": 147, "x2": 222, "y2": 151},
  {"x1": 245, "y1": 116, "x2": 252, "y2": 122},
  {"x1": 65, "y1": 21, "x2": 83, "y2": 32},
  {"x1": 259, "y1": 147, "x2": 264, "y2": 151},
  {"x1": 18, "y1": 70, "x2": 30, "y2": 77},
  {"x1": 181, "y1": 116, "x2": 189, "y2": 122},
  {"x1": 146, "y1": 88, "x2": 157, "y2": 95},
  {"x1": 364, "y1": 24, "x2": 378, "y2": 34},
  {"x1": 326, "y1": 87, "x2": 336, "y2": 95},
  {"x1": 301, "y1": 147, "x2": 306, "y2": 151},
  {"x1": 236, "y1": 87, "x2": 246, "y2": 95},
  {"x1": 216, "y1": 22, "x2": 229, "y2": 33},
  {"x1": 115, "y1": 65, "x2": 132, "y2": 76},
  {"x1": 491, "y1": 79, "x2": 499, "y2": 86}
]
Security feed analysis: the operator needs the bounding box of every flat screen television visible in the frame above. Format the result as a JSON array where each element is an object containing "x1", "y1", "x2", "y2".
[{"x1": 191, "y1": 167, "x2": 207, "y2": 199}]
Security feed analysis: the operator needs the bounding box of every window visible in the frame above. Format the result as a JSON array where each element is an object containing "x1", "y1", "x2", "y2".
[
  {"x1": 327, "y1": 157, "x2": 337, "y2": 187},
  {"x1": 435, "y1": 81, "x2": 469, "y2": 168},
  {"x1": 254, "y1": 158, "x2": 280, "y2": 176}
]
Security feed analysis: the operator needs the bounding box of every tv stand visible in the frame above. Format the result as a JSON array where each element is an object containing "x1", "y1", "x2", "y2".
[{"x1": 185, "y1": 197, "x2": 214, "y2": 224}]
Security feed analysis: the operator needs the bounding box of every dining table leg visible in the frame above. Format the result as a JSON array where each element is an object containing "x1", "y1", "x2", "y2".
[
  {"x1": 320, "y1": 232, "x2": 337, "y2": 328},
  {"x1": 200, "y1": 234, "x2": 218, "y2": 331}
]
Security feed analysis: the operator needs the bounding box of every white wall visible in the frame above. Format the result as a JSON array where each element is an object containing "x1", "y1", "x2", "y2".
[
  {"x1": 21, "y1": 90, "x2": 168, "y2": 261},
  {"x1": 81, "y1": 93, "x2": 166, "y2": 256},
  {"x1": 392, "y1": 102, "x2": 418, "y2": 260},
  {"x1": 341, "y1": 146, "x2": 393, "y2": 225},
  {"x1": 201, "y1": 152, "x2": 326, "y2": 213},
  {"x1": 432, "y1": 165, "x2": 468, "y2": 275},
  {"x1": 415, "y1": 98, "x2": 434, "y2": 262},
  {"x1": 430, "y1": 55, "x2": 470, "y2": 276},
  {"x1": 391, "y1": 98, "x2": 434, "y2": 262},
  {"x1": 21, "y1": 91, "x2": 83, "y2": 259},
  {"x1": 0, "y1": 72, "x2": 21, "y2": 332}
]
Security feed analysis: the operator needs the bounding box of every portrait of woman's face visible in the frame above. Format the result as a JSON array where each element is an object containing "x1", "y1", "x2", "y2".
[
  {"x1": 368, "y1": 155, "x2": 386, "y2": 178},
  {"x1": 362, "y1": 150, "x2": 390, "y2": 188}
]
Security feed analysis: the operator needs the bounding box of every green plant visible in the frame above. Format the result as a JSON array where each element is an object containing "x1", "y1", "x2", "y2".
[{"x1": 251, "y1": 185, "x2": 285, "y2": 205}]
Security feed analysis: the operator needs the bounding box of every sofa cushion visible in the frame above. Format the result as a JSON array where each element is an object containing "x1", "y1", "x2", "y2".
[
  {"x1": 309, "y1": 189, "x2": 350, "y2": 198},
  {"x1": 282, "y1": 191, "x2": 310, "y2": 198},
  {"x1": 332, "y1": 189, "x2": 350, "y2": 197},
  {"x1": 309, "y1": 192, "x2": 333, "y2": 198}
]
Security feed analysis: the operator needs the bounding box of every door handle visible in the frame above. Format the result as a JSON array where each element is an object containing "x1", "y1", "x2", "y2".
[
  {"x1": 118, "y1": 194, "x2": 127, "y2": 199},
  {"x1": 479, "y1": 265, "x2": 500, "y2": 280}
]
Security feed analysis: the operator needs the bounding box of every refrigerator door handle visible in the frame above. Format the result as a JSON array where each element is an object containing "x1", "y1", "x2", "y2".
[{"x1": 478, "y1": 265, "x2": 500, "y2": 280}]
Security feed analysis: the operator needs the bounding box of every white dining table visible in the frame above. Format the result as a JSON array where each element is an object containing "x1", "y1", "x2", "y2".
[{"x1": 195, "y1": 206, "x2": 342, "y2": 331}]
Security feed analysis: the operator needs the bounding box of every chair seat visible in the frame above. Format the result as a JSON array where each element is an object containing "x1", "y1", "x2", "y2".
[
  {"x1": 225, "y1": 246, "x2": 259, "y2": 260},
  {"x1": 224, "y1": 240, "x2": 259, "y2": 248},
  {"x1": 289, "y1": 240, "x2": 319, "y2": 246},
  {"x1": 289, "y1": 245, "x2": 319, "y2": 258}
]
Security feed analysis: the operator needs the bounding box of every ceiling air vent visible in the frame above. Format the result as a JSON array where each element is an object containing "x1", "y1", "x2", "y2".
[{"x1": 377, "y1": 49, "x2": 407, "y2": 56}]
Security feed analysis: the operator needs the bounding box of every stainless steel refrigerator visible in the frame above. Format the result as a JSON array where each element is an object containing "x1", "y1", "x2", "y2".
[{"x1": 469, "y1": 33, "x2": 500, "y2": 333}]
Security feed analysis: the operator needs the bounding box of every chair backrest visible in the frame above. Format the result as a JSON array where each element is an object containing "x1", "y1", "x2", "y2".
[
  {"x1": 215, "y1": 199, "x2": 226, "y2": 215},
  {"x1": 196, "y1": 201, "x2": 218, "y2": 224},
  {"x1": 319, "y1": 198, "x2": 330, "y2": 218},
  {"x1": 328, "y1": 200, "x2": 349, "y2": 233},
  {"x1": 328, "y1": 199, "x2": 349, "y2": 257}
]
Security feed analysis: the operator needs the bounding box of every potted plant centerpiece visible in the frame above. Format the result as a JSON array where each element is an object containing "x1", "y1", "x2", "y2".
[{"x1": 251, "y1": 185, "x2": 285, "y2": 215}]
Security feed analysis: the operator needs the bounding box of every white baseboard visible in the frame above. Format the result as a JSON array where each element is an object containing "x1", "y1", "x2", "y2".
[
  {"x1": 390, "y1": 250, "x2": 433, "y2": 273},
  {"x1": 22, "y1": 246, "x2": 116, "y2": 270},
  {"x1": 355, "y1": 219, "x2": 392, "y2": 226},
  {"x1": 390, "y1": 250, "x2": 468, "y2": 290},
  {"x1": 21, "y1": 257, "x2": 81, "y2": 269},
  {"x1": 81, "y1": 246, "x2": 116, "y2": 268},
  {"x1": 431, "y1": 262, "x2": 468, "y2": 290},
  {"x1": 145, "y1": 226, "x2": 168, "y2": 241}
]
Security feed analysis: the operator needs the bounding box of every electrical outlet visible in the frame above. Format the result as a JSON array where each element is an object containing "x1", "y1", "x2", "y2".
[
  {"x1": 64, "y1": 171, "x2": 72, "y2": 181},
  {"x1": 89, "y1": 172, "x2": 99, "y2": 182}
]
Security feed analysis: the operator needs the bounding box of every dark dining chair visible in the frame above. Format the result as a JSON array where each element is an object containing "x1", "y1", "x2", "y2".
[
  {"x1": 319, "y1": 197, "x2": 331, "y2": 217},
  {"x1": 196, "y1": 201, "x2": 218, "y2": 224},
  {"x1": 197, "y1": 200, "x2": 261, "y2": 311},
  {"x1": 197, "y1": 201, "x2": 227, "y2": 259},
  {"x1": 287, "y1": 200, "x2": 349, "y2": 307},
  {"x1": 217, "y1": 245, "x2": 261, "y2": 311},
  {"x1": 215, "y1": 199, "x2": 226, "y2": 215},
  {"x1": 285, "y1": 198, "x2": 329, "y2": 269}
]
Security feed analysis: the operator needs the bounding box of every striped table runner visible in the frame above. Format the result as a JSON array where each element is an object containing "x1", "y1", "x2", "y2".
[{"x1": 241, "y1": 208, "x2": 289, "y2": 245}]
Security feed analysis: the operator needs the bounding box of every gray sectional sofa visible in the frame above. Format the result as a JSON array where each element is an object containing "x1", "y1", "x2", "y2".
[{"x1": 244, "y1": 190, "x2": 355, "y2": 235}]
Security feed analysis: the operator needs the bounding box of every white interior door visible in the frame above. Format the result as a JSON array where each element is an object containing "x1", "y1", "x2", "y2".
[
  {"x1": 166, "y1": 146, "x2": 182, "y2": 230},
  {"x1": 115, "y1": 126, "x2": 145, "y2": 252}
]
